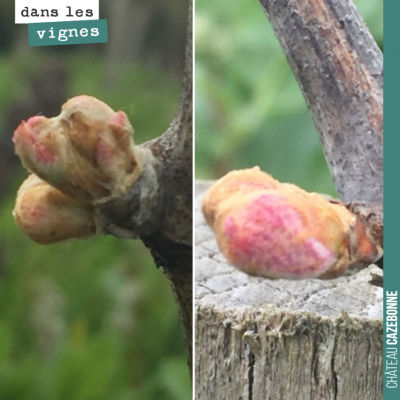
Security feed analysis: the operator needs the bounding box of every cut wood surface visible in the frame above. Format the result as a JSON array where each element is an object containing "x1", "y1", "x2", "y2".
[{"x1": 195, "y1": 181, "x2": 383, "y2": 400}]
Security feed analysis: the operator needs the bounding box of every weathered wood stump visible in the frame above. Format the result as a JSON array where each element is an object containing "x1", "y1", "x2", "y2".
[{"x1": 195, "y1": 181, "x2": 383, "y2": 400}]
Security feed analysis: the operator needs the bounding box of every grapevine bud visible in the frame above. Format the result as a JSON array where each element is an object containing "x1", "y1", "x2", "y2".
[
  {"x1": 13, "y1": 95, "x2": 141, "y2": 203},
  {"x1": 202, "y1": 168, "x2": 381, "y2": 279},
  {"x1": 13, "y1": 174, "x2": 95, "y2": 244}
]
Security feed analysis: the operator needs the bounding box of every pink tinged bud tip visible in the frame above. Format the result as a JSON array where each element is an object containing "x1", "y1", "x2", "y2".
[
  {"x1": 95, "y1": 111, "x2": 138, "y2": 182},
  {"x1": 13, "y1": 175, "x2": 95, "y2": 244},
  {"x1": 13, "y1": 117, "x2": 64, "y2": 185}
]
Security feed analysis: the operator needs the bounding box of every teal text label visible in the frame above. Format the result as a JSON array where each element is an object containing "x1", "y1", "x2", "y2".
[{"x1": 28, "y1": 19, "x2": 107, "y2": 46}]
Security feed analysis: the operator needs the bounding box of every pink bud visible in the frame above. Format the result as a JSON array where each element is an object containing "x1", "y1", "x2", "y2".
[{"x1": 202, "y1": 168, "x2": 381, "y2": 279}]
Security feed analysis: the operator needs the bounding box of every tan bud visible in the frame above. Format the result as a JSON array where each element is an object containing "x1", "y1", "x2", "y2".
[
  {"x1": 13, "y1": 175, "x2": 95, "y2": 244},
  {"x1": 202, "y1": 166, "x2": 280, "y2": 227}
]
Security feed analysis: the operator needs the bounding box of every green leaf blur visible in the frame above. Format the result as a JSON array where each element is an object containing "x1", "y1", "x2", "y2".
[{"x1": 195, "y1": 0, "x2": 383, "y2": 196}]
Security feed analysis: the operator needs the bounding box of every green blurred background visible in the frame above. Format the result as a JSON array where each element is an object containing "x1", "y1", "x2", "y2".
[
  {"x1": 0, "y1": 1, "x2": 191, "y2": 399},
  {"x1": 195, "y1": 0, "x2": 383, "y2": 196}
]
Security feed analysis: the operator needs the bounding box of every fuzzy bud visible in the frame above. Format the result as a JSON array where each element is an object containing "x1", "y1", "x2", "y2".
[
  {"x1": 13, "y1": 174, "x2": 95, "y2": 244},
  {"x1": 13, "y1": 95, "x2": 141, "y2": 203},
  {"x1": 202, "y1": 167, "x2": 381, "y2": 279}
]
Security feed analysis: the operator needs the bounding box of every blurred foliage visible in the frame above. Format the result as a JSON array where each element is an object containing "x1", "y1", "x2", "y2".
[
  {"x1": 0, "y1": 5, "x2": 190, "y2": 400},
  {"x1": 0, "y1": 50, "x2": 180, "y2": 143},
  {"x1": 195, "y1": 0, "x2": 383, "y2": 196}
]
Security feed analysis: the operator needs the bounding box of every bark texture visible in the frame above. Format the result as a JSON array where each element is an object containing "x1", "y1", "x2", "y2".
[
  {"x1": 258, "y1": 0, "x2": 383, "y2": 206},
  {"x1": 195, "y1": 182, "x2": 383, "y2": 399},
  {"x1": 97, "y1": 0, "x2": 193, "y2": 371}
]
